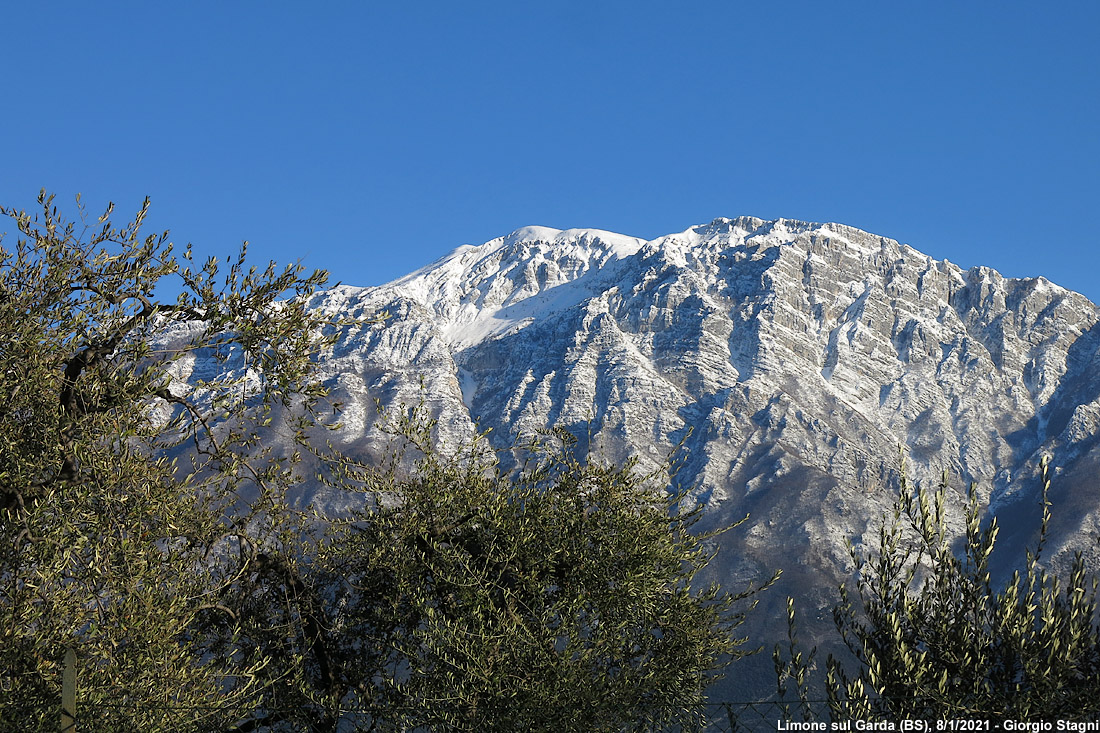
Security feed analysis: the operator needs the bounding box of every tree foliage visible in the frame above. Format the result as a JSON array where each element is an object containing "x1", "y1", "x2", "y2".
[
  {"x1": 267, "y1": 406, "x2": 778, "y2": 732},
  {"x1": 0, "y1": 191, "x2": 341, "y2": 731},
  {"x1": 778, "y1": 455, "x2": 1100, "y2": 722}
]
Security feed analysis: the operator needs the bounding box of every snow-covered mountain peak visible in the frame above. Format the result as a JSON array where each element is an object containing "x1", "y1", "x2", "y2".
[
  {"x1": 499, "y1": 224, "x2": 644, "y2": 252},
  {"x1": 494, "y1": 225, "x2": 647, "y2": 262},
  {"x1": 501, "y1": 225, "x2": 563, "y2": 244},
  {"x1": 363, "y1": 225, "x2": 648, "y2": 349}
]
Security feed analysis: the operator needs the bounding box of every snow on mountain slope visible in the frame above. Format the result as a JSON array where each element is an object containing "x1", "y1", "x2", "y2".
[{"x1": 385, "y1": 226, "x2": 647, "y2": 349}]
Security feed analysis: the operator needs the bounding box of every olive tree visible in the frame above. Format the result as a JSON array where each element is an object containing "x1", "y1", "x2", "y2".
[
  {"x1": 816, "y1": 457, "x2": 1100, "y2": 721},
  {"x1": 0, "y1": 191, "x2": 346, "y2": 731},
  {"x1": 300, "y1": 408, "x2": 778, "y2": 732}
]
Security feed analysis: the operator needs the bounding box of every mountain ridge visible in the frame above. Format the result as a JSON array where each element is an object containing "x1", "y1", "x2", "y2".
[{"x1": 304, "y1": 215, "x2": 1100, "y2": 535}]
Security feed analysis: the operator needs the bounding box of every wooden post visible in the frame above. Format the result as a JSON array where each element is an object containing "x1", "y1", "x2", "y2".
[{"x1": 60, "y1": 647, "x2": 76, "y2": 733}]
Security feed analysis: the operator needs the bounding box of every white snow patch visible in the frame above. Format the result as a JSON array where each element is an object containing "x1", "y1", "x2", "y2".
[
  {"x1": 458, "y1": 368, "x2": 479, "y2": 408},
  {"x1": 504, "y1": 225, "x2": 563, "y2": 244},
  {"x1": 815, "y1": 225, "x2": 852, "y2": 244}
]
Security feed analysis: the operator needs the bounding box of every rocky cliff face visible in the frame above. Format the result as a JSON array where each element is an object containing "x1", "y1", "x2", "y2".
[{"x1": 188, "y1": 217, "x2": 1100, "y2": 693}]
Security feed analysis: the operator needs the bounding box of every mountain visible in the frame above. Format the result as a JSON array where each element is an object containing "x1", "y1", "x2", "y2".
[{"x1": 183, "y1": 217, "x2": 1100, "y2": 696}]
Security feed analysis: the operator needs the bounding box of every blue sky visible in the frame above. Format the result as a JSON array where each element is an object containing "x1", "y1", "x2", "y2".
[{"x1": 2, "y1": 2, "x2": 1098, "y2": 302}]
